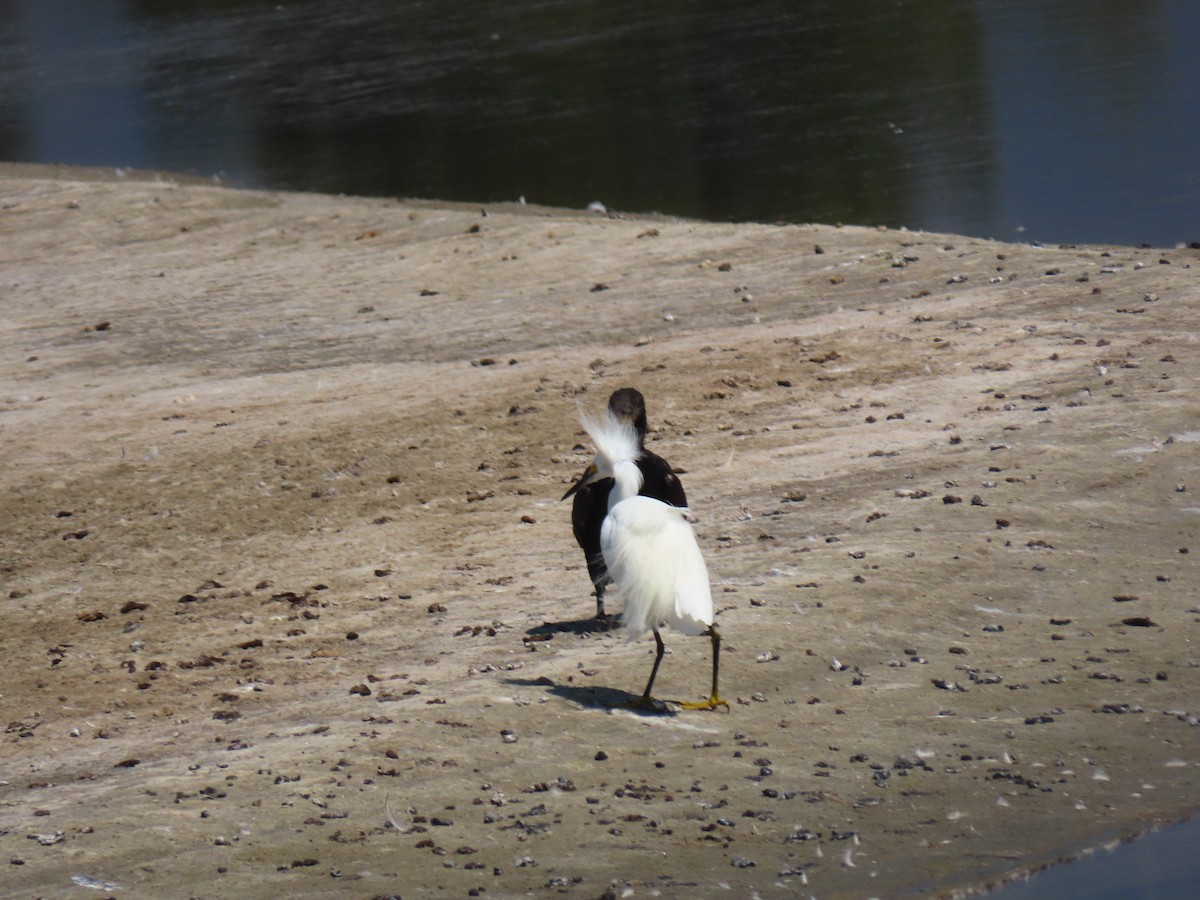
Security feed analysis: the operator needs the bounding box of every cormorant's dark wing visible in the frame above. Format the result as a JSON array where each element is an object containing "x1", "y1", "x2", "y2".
[
  {"x1": 571, "y1": 476, "x2": 614, "y2": 588},
  {"x1": 637, "y1": 450, "x2": 687, "y2": 508}
]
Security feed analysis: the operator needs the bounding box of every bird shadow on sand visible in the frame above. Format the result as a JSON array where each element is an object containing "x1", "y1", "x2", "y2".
[
  {"x1": 525, "y1": 616, "x2": 621, "y2": 638},
  {"x1": 504, "y1": 677, "x2": 677, "y2": 716}
]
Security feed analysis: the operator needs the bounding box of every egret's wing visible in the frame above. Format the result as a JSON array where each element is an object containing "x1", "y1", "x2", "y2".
[
  {"x1": 668, "y1": 521, "x2": 712, "y2": 633},
  {"x1": 601, "y1": 497, "x2": 712, "y2": 639}
]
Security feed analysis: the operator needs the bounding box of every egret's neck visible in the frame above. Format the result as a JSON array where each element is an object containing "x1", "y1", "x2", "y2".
[{"x1": 608, "y1": 459, "x2": 643, "y2": 509}]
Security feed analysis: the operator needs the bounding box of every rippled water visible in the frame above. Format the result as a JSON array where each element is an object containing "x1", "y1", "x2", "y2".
[{"x1": 1, "y1": 0, "x2": 1197, "y2": 246}]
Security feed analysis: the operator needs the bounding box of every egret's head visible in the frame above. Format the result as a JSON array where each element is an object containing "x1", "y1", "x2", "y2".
[{"x1": 562, "y1": 404, "x2": 643, "y2": 500}]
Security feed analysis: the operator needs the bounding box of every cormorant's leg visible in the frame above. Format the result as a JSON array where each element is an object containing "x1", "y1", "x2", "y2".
[
  {"x1": 595, "y1": 582, "x2": 606, "y2": 620},
  {"x1": 677, "y1": 626, "x2": 729, "y2": 711}
]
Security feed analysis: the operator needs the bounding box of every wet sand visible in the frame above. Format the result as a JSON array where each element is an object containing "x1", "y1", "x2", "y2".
[{"x1": 1, "y1": 164, "x2": 1198, "y2": 898}]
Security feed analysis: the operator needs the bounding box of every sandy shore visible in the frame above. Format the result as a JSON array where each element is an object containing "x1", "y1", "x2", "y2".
[{"x1": 1, "y1": 164, "x2": 1198, "y2": 898}]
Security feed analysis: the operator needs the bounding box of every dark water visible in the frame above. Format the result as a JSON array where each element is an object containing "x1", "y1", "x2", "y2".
[
  {"x1": 987, "y1": 816, "x2": 1200, "y2": 900},
  {"x1": 1, "y1": 0, "x2": 1197, "y2": 246}
]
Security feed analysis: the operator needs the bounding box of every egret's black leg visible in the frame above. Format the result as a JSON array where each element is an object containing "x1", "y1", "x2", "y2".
[
  {"x1": 625, "y1": 630, "x2": 668, "y2": 711},
  {"x1": 642, "y1": 629, "x2": 666, "y2": 699},
  {"x1": 595, "y1": 582, "x2": 606, "y2": 620},
  {"x1": 677, "y1": 626, "x2": 729, "y2": 711}
]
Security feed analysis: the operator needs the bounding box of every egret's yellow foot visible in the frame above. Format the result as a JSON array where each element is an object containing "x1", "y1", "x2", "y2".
[{"x1": 675, "y1": 695, "x2": 730, "y2": 711}]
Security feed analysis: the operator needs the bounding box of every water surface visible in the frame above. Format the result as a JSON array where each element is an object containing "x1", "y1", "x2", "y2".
[{"x1": 1, "y1": 1, "x2": 1196, "y2": 242}]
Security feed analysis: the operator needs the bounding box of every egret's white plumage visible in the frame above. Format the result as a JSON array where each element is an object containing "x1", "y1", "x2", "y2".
[
  {"x1": 573, "y1": 407, "x2": 725, "y2": 710},
  {"x1": 602, "y1": 495, "x2": 712, "y2": 640}
]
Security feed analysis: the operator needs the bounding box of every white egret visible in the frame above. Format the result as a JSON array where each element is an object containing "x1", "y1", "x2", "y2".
[
  {"x1": 569, "y1": 405, "x2": 726, "y2": 711},
  {"x1": 563, "y1": 388, "x2": 687, "y2": 619}
]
